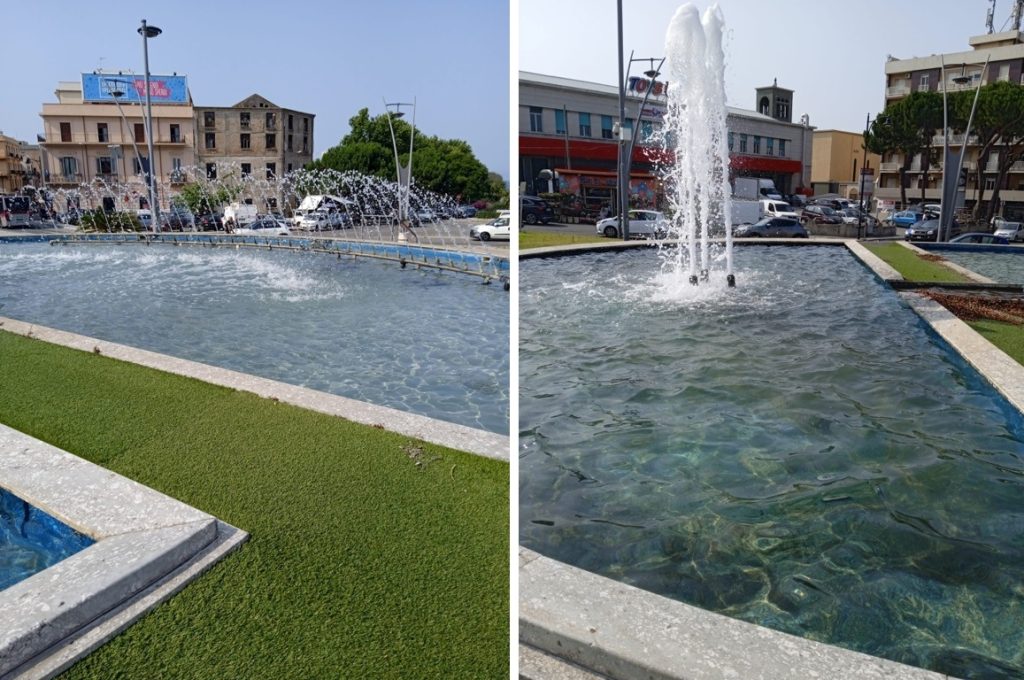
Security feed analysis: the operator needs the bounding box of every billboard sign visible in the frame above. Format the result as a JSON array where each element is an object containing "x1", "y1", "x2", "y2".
[{"x1": 82, "y1": 73, "x2": 189, "y2": 104}]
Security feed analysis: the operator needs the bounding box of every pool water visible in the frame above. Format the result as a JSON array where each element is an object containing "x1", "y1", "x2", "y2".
[
  {"x1": 1, "y1": 488, "x2": 94, "y2": 591},
  {"x1": 0, "y1": 243, "x2": 509, "y2": 434},
  {"x1": 520, "y1": 246, "x2": 1024, "y2": 678},
  {"x1": 931, "y1": 247, "x2": 1024, "y2": 284}
]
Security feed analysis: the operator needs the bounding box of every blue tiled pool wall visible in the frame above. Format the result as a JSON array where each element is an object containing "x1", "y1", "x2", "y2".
[{"x1": 0, "y1": 487, "x2": 95, "y2": 591}]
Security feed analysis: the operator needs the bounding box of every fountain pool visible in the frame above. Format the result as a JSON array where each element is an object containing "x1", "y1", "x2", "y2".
[
  {"x1": 0, "y1": 242, "x2": 509, "y2": 434},
  {"x1": 519, "y1": 245, "x2": 1024, "y2": 678},
  {"x1": 1, "y1": 487, "x2": 94, "y2": 591}
]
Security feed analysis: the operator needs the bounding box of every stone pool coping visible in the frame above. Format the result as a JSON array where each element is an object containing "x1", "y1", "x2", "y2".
[
  {"x1": 518, "y1": 240, "x2": 1023, "y2": 679},
  {"x1": 0, "y1": 316, "x2": 509, "y2": 462},
  {"x1": 0, "y1": 424, "x2": 247, "y2": 678}
]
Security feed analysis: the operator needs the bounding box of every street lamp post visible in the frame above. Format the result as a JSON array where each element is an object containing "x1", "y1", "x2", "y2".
[
  {"x1": 384, "y1": 99, "x2": 416, "y2": 239},
  {"x1": 939, "y1": 55, "x2": 989, "y2": 241},
  {"x1": 138, "y1": 19, "x2": 162, "y2": 233},
  {"x1": 103, "y1": 78, "x2": 146, "y2": 188},
  {"x1": 616, "y1": 48, "x2": 664, "y2": 241}
]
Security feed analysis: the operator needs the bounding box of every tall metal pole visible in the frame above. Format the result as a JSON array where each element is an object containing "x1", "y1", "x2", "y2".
[
  {"x1": 140, "y1": 20, "x2": 159, "y2": 233},
  {"x1": 617, "y1": 0, "x2": 628, "y2": 240},
  {"x1": 858, "y1": 112, "x2": 869, "y2": 239},
  {"x1": 946, "y1": 55, "x2": 989, "y2": 242},
  {"x1": 939, "y1": 55, "x2": 949, "y2": 238}
]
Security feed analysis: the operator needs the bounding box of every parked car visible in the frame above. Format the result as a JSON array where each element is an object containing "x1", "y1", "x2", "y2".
[
  {"x1": 992, "y1": 217, "x2": 1024, "y2": 242},
  {"x1": 800, "y1": 205, "x2": 842, "y2": 225},
  {"x1": 413, "y1": 208, "x2": 438, "y2": 224},
  {"x1": 456, "y1": 205, "x2": 478, "y2": 218},
  {"x1": 164, "y1": 206, "x2": 196, "y2": 231},
  {"x1": 596, "y1": 210, "x2": 667, "y2": 238},
  {"x1": 905, "y1": 218, "x2": 960, "y2": 241},
  {"x1": 470, "y1": 216, "x2": 510, "y2": 241},
  {"x1": 735, "y1": 217, "x2": 809, "y2": 238},
  {"x1": 890, "y1": 210, "x2": 925, "y2": 228},
  {"x1": 196, "y1": 213, "x2": 224, "y2": 231},
  {"x1": 520, "y1": 196, "x2": 555, "y2": 225},
  {"x1": 949, "y1": 232, "x2": 1009, "y2": 245},
  {"x1": 298, "y1": 210, "x2": 345, "y2": 231},
  {"x1": 234, "y1": 218, "x2": 291, "y2": 236}
]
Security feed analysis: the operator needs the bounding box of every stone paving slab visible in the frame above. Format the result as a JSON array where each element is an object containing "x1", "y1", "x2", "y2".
[
  {"x1": 520, "y1": 548, "x2": 949, "y2": 680},
  {"x1": 0, "y1": 316, "x2": 508, "y2": 461},
  {"x1": 0, "y1": 424, "x2": 246, "y2": 678}
]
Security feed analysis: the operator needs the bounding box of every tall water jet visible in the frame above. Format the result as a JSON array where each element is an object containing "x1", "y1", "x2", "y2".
[{"x1": 662, "y1": 3, "x2": 734, "y2": 287}]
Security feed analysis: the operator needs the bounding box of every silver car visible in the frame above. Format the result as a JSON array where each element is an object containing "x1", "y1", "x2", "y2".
[{"x1": 596, "y1": 210, "x2": 667, "y2": 239}]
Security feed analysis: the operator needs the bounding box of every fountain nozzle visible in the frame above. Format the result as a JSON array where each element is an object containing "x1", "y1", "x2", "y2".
[{"x1": 727, "y1": 274, "x2": 736, "y2": 288}]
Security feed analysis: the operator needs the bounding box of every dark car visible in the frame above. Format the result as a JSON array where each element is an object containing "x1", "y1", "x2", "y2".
[
  {"x1": 521, "y1": 196, "x2": 555, "y2": 225},
  {"x1": 800, "y1": 205, "x2": 842, "y2": 225},
  {"x1": 196, "y1": 213, "x2": 224, "y2": 231},
  {"x1": 948, "y1": 232, "x2": 1008, "y2": 245},
  {"x1": 735, "y1": 217, "x2": 809, "y2": 238},
  {"x1": 905, "y1": 218, "x2": 960, "y2": 241},
  {"x1": 456, "y1": 205, "x2": 478, "y2": 218}
]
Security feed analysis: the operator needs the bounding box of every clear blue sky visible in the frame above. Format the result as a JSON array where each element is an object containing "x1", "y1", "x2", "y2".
[
  {"x1": 520, "y1": 0, "x2": 1006, "y2": 133},
  {"x1": 1, "y1": 0, "x2": 510, "y2": 177}
]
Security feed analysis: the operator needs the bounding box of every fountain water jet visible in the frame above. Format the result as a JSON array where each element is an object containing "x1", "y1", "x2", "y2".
[{"x1": 661, "y1": 3, "x2": 735, "y2": 288}]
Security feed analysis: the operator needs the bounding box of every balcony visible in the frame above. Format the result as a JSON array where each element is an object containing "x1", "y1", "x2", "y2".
[
  {"x1": 879, "y1": 162, "x2": 900, "y2": 172},
  {"x1": 1010, "y1": 161, "x2": 1024, "y2": 172},
  {"x1": 886, "y1": 84, "x2": 911, "y2": 98},
  {"x1": 159, "y1": 136, "x2": 188, "y2": 145}
]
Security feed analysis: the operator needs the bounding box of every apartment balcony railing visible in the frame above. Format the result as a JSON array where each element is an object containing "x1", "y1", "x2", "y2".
[
  {"x1": 45, "y1": 133, "x2": 190, "y2": 146},
  {"x1": 1010, "y1": 161, "x2": 1024, "y2": 172},
  {"x1": 886, "y1": 84, "x2": 911, "y2": 98},
  {"x1": 879, "y1": 162, "x2": 900, "y2": 172},
  {"x1": 930, "y1": 133, "x2": 980, "y2": 146}
]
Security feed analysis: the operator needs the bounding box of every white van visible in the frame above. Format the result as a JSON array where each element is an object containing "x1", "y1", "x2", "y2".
[
  {"x1": 760, "y1": 199, "x2": 800, "y2": 220},
  {"x1": 224, "y1": 203, "x2": 258, "y2": 227}
]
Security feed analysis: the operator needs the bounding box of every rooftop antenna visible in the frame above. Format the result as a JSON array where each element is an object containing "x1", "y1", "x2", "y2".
[{"x1": 986, "y1": 0, "x2": 996, "y2": 33}]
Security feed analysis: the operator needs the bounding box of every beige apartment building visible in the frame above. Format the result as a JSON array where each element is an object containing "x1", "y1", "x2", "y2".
[
  {"x1": 40, "y1": 74, "x2": 196, "y2": 209},
  {"x1": 879, "y1": 28, "x2": 1024, "y2": 218},
  {"x1": 194, "y1": 95, "x2": 314, "y2": 184},
  {"x1": 0, "y1": 134, "x2": 41, "y2": 193},
  {"x1": 810, "y1": 130, "x2": 881, "y2": 200}
]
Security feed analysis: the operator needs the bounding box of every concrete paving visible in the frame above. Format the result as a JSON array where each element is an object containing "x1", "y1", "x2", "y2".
[{"x1": 0, "y1": 425, "x2": 246, "y2": 679}]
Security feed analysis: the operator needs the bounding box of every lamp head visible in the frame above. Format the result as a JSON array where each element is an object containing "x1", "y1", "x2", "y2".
[{"x1": 138, "y1": 23, "x2": 162, "y2": 38}]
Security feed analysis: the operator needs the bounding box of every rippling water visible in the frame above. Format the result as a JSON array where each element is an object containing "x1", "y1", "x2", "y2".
[
  {"x1": 933, "y1": 248, "x2": 1024, "y2": 284},
  {"x1": 0, "y1": 243, "x2": 509, "y2": 433},
  {"x1": 520, "y1": 245, "x2": 1024, "y2": 677},
  {"x1": 1, "y1": 488, "x2": 94, "y2": 591}
]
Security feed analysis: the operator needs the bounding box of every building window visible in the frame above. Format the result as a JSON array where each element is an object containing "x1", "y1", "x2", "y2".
[
  {"x1": 206, "y1": 163, "x2": 217, "y2": 179},
  {"x1": 205, "y1": 132, "x2": 216, "y2": 149},
  {"x1": 779, "y1": 139, "x2": 786, "y2": 157},
  {"x1": 60, "y1": 156, "x2": 77, "y2": 177},
  {"x1": 204, "y1": 111, "x2": 215, "y2": 128},
  {"x1": 302, "y1": 136, "x2": 308, "y2": 153},
  {"x1": 241, "y1": 163, "x2": 251, "y2": 177},
  {"x1": 240, "y1": 112, "x2": 251, "y2": 129},
  {"x1": 601, "y1": 115, "x2": 613, "y2": 139},
  {"x1": 287, "y1": 135, "x2": 293, "y2": 152},
  {"x1": 728, "y1": 132, "x2": 734, "y2": 150},
  {"x1": 303, "y1": 117, "x2": 309, "y2": 133},
  {"x1": 172, "y1": 157, "x2": 182, "y2": 172},
  {"x1": 133, "y1": 123, "x2": 146, "y2": 143},
  {"x1": 767, "y1": 138, "x2": 774, "y2": 155},
  {"x1": 287, "y1": 163, "x2": 293, "y2": 172},
  {"x1": 753, "y1": 136, "x2": 761, "y2": 154},
  {"x1": 529, "y1": 106, "x2": 543, "y2": 132},
  {"x1": 170, "y1": 124, "x2": 180, "y2": 143},
  {"x1": 97, "y1": 123, "x2": 108, "y2": 143},
  {"x1": 998, "y1": 64, "x2": 1010, "y2": 82},
  {"x1": 919, "y1": 73, "x2": 931, "y2": 90},
  {"x1": 240, "y1": 133, "x2": 251, "y2": 149},
  {"x1": 554, "y1": 109, "x2": 566, "y2": 135},
  {"x1": 132, "y1": 156, "x2": 149, "y2": 176},
  {"x1": 266, "y1": 163, "x2": 276, "y2": 179},
  {"x1": 288, "y1": 114, "x2": 294, "y2": 131},
  {"x1": 60, "y1": 122, "x2": 71, "y2": 142},
  {"x1": 739, "y1": 134, "x2": 747, "y2": 153},
  {"x1": 96, "y1": 156, "x2": 113, "y2": 175},
  {"x1": 639, "y1": 120, "x2": 654, "y2": 143},
  {"x1": 266, "y1": 112, "x2": 276, "y2": 129},
  {"x1": 265, "y1": 133, "x2": 276, "y2": 149},
  {"x1": 985, "y1": 177, "x2": 996, "y2": 190},
  {"x1": 579, "y1": 112, "x2": 592, "y2": 137}
]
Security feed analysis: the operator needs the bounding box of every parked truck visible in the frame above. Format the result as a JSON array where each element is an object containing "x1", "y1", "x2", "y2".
[
  {"x1": 729, "y1": 198, "x2": 760, "y2": 226},
  {"x1": 734, "y1": 177, "x2": 783, "y2": 201}
]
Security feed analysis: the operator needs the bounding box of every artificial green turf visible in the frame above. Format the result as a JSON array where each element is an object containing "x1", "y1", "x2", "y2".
[
  {"x1": 968, "y1": 319, "x2": 1024, "y2": 364},
  {"x1": 519, "y1": 230, "x2": 607, "y2": 249},
  {"x1": 0, "y1": 330, "x2": 508, "y2": 679},
  {"x1": 864, "y1": 242, "x2": 972, "y2": 283}
]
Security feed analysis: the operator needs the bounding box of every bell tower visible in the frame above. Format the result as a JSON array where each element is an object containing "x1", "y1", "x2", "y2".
[{"x1": 755, "y1": 78, "x2": 794, "y2": 123}]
